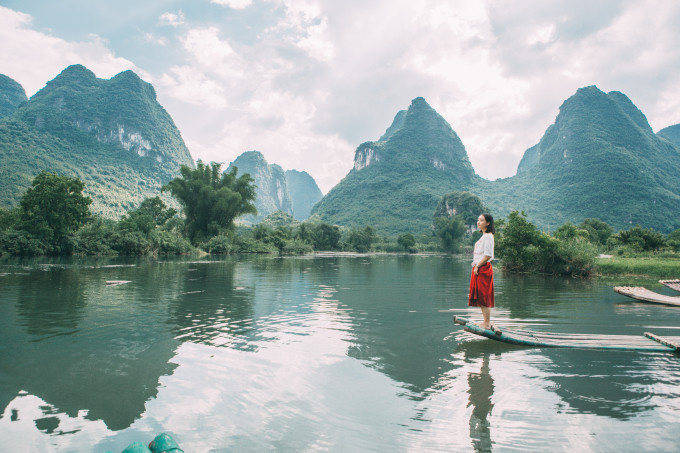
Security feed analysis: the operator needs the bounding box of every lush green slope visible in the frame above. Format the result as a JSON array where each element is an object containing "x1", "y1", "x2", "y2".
[
  {"x1": 0, "y1": 74, "x2": 27, "y2": 119},
  {"x1": 657, "y1": 124, "x2": 680, "y2": 147},
  {"x1": 311, "y1": 97, "x2": 476, "y2": 234},
  {"x1": 0, "y1": 65, "x2": 194, "y2": 217},
  {"x1": 475, "y1": 86, "x2": 680, "y2": 232}
]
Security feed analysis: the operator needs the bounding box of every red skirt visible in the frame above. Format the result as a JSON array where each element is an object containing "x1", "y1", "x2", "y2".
[{"x1": 468, "y1": 262, "x2": 494, "y2": 308}]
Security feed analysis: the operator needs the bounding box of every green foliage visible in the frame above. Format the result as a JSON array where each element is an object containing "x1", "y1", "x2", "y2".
[
  {"x1": 596, "y1": 256, "x2": 680, "y2": 277},
  {"x1": 554, "y1": 223, "x2": 590, "y2": 242},
  {"x1": 306, "y1": 223, "x2": 341, "y2": 250},
  {"x1": 203, "y1": 233, "x2": 277, "y2": 255},
  {"x1": 397, "y1": 233, "x2": 416, "y2": 252},
  {"x1": 608, "y1": 225, "x2": 666, "y2": 252},
  {"x1": 261, "y1": 210, "x2": 298, "y2": 229},
  {"x1": 578, "y1": 218, "x2": 613, "y2": 245},
  {"x1": 343, "y1": 226, "x2": 375, "y2": 252},
  {"x1": 163, "y1": 161, "x2": 257, "y2": 243},
  {"x1": 282, "y1": 238, "x2": 314, "y2": 255},
  {"x1": 118, "y1": 196, "x2": 176, "y2": 234},
  {"x1": 434, "y1": 191, "x2": 487, "y2": 227},
  {"x1": 0, "y1": 228, "x2": 47, "y2": 256},
  {"x1": 72, "y1": 217, "x2": 116, "y2": 256},
  {"x1": 498, "y1": 211, "x2": 596, "y2": 277},
  {"x1": 668, "y1": 229, "x2": 680, "y2": 252},
  {"x1": 434, "y1": 215, "x2": 466, "y2": 253},
  {"x1": 18, "y1": 172, "x2": 91, "y2": 254}
]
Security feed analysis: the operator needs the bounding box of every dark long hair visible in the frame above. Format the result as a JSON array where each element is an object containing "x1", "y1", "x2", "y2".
[{"x1": 482, "y1": 213, "x2": 494, "y2": 234}]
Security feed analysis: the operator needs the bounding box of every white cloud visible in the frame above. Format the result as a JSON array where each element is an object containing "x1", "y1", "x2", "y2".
[
  {"x1": 143, "y1": 32, "x2": 168, "y2": 46},
  {"x1": 211, "y1": 0, "x2": 253, "y2": 9},
  {"x1": 157, "y1": 65, "x2": 228, "y2": 109},
  {"x1": 0, "y1": 6, "x2": 142, "y2": 96},
  {"x1": 6, "y1": 1, "x2": 680, "y2": 190},
  {"x1": 159, "y1": 10, "x2": 185, "y2": 27},
  {"x1": 181, "y1": 27, "x2": 245, "y2": 79}
]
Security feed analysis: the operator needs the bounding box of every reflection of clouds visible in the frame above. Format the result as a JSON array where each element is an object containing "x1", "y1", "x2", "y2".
[{"x1": 0, "y1": 392, "x2": 110, "y2": 450}]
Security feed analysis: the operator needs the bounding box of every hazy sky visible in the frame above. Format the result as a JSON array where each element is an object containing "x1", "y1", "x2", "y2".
[{"x1": 1, "y1": 0, "x2": 680, "y2": 191}]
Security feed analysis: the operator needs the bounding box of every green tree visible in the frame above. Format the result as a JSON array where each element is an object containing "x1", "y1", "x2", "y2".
[
  {"x1": 118, "y1": 196, "x2": 177, "y2": 234},
  {"x1": 397, "y1": 233, "x2": 416, "y2": 252},
  {"x1": 434, "y1": 215, "x2": 466, "y2": 252},
  {"x1": 498, "y1": 211, "x2": 595, "y2": 276},
  {"x1": 578, "y1": 218, "x2": 613, "y2": 245},
  {"x1": 345, "y1": 226, "x2": 374, "y2": 252},
  {"x1": 19, "y1": 172, "x2": 91, "y2": 253},
  {"x1": 163, "y1": 161, "x2": 257, "y2": 243},
  {"x1": 311, "y1": 223, "x2": 341, "y2": 250},
  {"x1": 608, "y1": 225, "x2": 666, "y2": 252}
]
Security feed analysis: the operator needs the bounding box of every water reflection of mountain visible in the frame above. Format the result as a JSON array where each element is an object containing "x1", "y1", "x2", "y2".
[
  {"x1": 1, "y1": 263, "x2": 189, "y2": 431},
  {"x1": 332, "y1": 255, "x2": 467, "y2": 395},
  {"x1": 327, "y1": 256, "x2": 668, "y2": 423}
]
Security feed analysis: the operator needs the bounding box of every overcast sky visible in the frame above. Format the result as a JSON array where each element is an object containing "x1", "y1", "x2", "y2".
[{"x1": 1, "y1": 0, "x2": 680, "y2": 192}]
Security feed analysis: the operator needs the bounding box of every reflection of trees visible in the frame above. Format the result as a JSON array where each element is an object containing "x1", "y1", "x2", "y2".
[
  {"x1": 499, "y1": 271, "x2": 595, "y2": 318},
  {"x1": 16, "y1": 267, "x2": 86, "y2": 336},
  {"x1": 3, "y1": 261, "x2": 187, "y2": 431},
  {"x1": 467, "y1": 353, "x2": 494, "y2": 453},
  {"x1": 168, "y1": 259, "x2": 259, "y2": 350},
  {"x1": 338, "y1": 256, "x2": 463, "y2": 395}
]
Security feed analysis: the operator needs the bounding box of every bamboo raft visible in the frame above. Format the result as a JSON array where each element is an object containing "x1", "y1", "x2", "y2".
[
  {"x1": 613, "y1": 286, "x2": 680, "y2": 307},
  {"x1": 453, "y1": 316, "x2": 678, "y2": 353},
  {"x1": 659, "y1": 279, "x2": 680, "y2": 292}
]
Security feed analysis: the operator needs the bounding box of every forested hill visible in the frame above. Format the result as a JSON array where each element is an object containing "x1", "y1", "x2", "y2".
[
  {"x1": 227, "y1": 150, "x2": 322, "y2": 223},
  {"x1": 314, "y1": 87, "x2": 680, "y2": 234},
  {"x1": 657, "y1": 124, "x2": 680, "y2": 147},
  {"x1": 0, "y1": 64, "x2": 194, "y2": 217},
  {"x1": 476, "y1": 85, "x2": 680, "y2": 232},
  {"x1": 311, "y1": 97, "x2": 478, "y2": 234},
  {"x1": 0, "y1": 74, "x2": 27, "y2": 119}
]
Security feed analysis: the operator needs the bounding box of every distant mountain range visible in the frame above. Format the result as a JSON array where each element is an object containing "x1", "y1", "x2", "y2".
[
  {"x1": 0, "y1": 65, "x2": 323, "y2": 222},
  {"x1": 227, "y1": 150, "x2": 322, "y2": 223},
  {"x1": 314, "y1": 88, "x2": 680, "y2": 233},
  {"x1": 1, "y1": 65, "x2": 678, "y2": 233},
  {"x1": 0, "y1": 65, "x2": 193, "y2": 217}
]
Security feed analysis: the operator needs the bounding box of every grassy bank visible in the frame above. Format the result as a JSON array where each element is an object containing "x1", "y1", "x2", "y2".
[{"x1": 595, "y1": 256, "x2": 680, "y2": 278}]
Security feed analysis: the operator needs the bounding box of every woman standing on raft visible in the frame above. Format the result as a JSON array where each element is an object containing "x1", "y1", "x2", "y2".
[{"x1": 469, "y1": 213, "x2": 499, "y2": 333}]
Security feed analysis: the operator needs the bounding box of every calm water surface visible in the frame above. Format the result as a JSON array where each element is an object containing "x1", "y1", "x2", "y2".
[{"x1": 0, "y1": 255, "x2": 679, "y2": 452}]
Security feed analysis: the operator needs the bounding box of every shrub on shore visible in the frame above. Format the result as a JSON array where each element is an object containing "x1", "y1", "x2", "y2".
[{"x1": 498, "y1": 211, "x2": 596, "y2": 277}]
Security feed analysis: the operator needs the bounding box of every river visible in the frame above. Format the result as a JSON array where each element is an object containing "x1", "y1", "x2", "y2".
[{"x1": 1, "y1": 255, "x2": 678, "y2": 452}]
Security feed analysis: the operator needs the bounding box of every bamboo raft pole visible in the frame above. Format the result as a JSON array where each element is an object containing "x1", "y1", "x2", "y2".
[
  {"x1": 644, "y1": 332, "x2": 680, "y2": 352},
  {"x1": 453, "y1": 316, "x2": 677, "y2": 353},
  {"x1": 659, "y1": 279, "x2": 680, "y2": 293},
  {"x1": 613, "y1": 286, "x2": 680, "y2": 307}
]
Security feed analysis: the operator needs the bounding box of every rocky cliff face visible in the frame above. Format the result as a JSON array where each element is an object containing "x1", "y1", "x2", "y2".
[
  {"x1": 0, "y1": 74, "x2": 28, "y2": 119},
  {"x1": 285, "y1": 169, "x2": 323, "y2": 220},
  {"x1": 227, "y1": 151, "x2": 322, "y2": 223},
  {"x1": 0, "y1": 64, "x2": 194, "y2": 217}
]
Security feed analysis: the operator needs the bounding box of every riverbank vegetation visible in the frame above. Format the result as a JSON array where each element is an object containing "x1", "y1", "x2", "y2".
[{"x1": 1, "y1": 174, "x2": 678, "y2": 280}]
